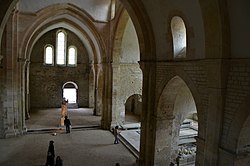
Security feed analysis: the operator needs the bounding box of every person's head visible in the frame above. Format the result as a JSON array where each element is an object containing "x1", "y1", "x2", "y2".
[
  {"x1": 115, "y1": 126, "x2": 118, "y2": 129},
  {"x1": 49, "y1": 140, "x2": 54, "y2": 145},
  {"x1": 65, "y1": 116, "x2": 68, "y2": 119}
]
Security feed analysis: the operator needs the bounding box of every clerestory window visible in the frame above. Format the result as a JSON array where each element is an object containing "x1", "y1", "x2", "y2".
[
  {"x1": 44, "y1": 45, "x2": 54, "y2": 65},
  {"x1": 56, "y1": 31, "x2": 66, "y2": 65},
  {"x1": 68, "y1": 46, "x2": 77, "y2": 66},
  {"x1": 171, "y1": 16, "x2": 187, "y2": 59},
  {"x1": 44, "y1": 29, "x2": 77, "y2": 67}
]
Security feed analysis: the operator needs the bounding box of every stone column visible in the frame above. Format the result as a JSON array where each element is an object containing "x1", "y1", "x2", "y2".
[
  {"x1": 137, "y1": 61, "x2": 157, "y2": 166},
  {"x1": 111, "y1": 63, "x2": 123, "y2": 127},
  {"x1": 204, "y1": 59, "x2": 229, "y2": 165},
  {"x1": 0, "y1": 54, "x2": 6, "y2": 138},
  {"x1": 88, "y1": 64, "x2": 95, "y2": 109},
  {"x1": 101, "y1": 62, "x2": 113, "y2": 130},
  {"x1": 24, "y1": 61, "x2": 30, "y2": 120},
  {"x1": 154, "y1": 115, "x2": 175, "y2": 165},
  {"x1": 3, "y1": 11, "x2": 23, "y2": 137},
  {"x1": 195, "y1": 136, "x2": 205, "y2": 166},
  {"x1": 94, "y1": 64, "x2": 102, "y2": 116},
  {"x1": 18, "y1": 58, "x2": 28, "y2": 131}
]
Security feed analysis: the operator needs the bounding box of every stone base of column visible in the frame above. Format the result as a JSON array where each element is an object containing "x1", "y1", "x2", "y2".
[{"x1": 4, "y1": 129, "x2": 23, "y2": 138}]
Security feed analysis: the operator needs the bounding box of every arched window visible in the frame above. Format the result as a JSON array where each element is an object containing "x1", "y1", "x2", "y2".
[
  {"x1": 68, "y1": 46, "x2": 77, "y2": 66},
  {"x1": 44, "y1": 45, "x2": 54, "y2": 65},
  {"x1": 56, "y1": 31, "x2": 66, "y2": 65},
  {"x1": 171, "y1": 16, "x2": 187, "y2": 59},
  {"x1": 44, "y1": 29, "x2": 78, "y2": 67},
  {"x1": 110, "y1": 0, "x2": 116, "y2": 20}
]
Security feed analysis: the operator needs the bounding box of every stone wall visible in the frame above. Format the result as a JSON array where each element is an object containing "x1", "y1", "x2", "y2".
[
  {"x1": 221, "y1": 60, "x2": 250, "y2": 152},
  {"x1": 29, "y1": 28, "x2": 90, "y2": 108}
]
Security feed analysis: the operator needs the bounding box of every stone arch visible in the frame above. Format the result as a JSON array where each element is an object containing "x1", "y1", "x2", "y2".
[
  {"x1": 1, "y1": 0, "x2": 156, "y2": 61},
  {"x1": 198, "y1": 0, "x2": 230, "y2": 58},
  {"x1": 111, "y1": 7, "x2": 142, "y2": 126},
  {"x1": 112, "y1": 9, "x2": 130, "y2": 64},
  {"x1": 119, "y1": 0, "x2": 155, "y2": 60},
  {"x1": 0, "y1": 0, "x2": 18, "y2": 49},
  {"x1": 0, "y1": 0, "x2": 156, "y2": 136},
  {"x1": 62, "y1": 81, "x2": 78, "y2": 106},
  {"x1": 125, "y1": 94, "x2": 142, "y2": 116},
  {"x1": 156, "y1": 70, "x2": 205, "y2": 139},
  {"x1": 19, "y1": 3, "x2": 104, "y2": 64},
  {"x1": 16, "y1": 4, "x2": 105, "y2": 124},
  {"x1": 62, "y1": 81, "x2": 78, "y2": 89},
  {"x1": 154, "y1": 75, "x2": 203, "y2": 165},
  {"x1": 220, "y1": 93, "x2": 250, "y2": 165}
]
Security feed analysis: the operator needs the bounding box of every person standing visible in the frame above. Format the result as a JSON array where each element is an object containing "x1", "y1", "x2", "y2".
[
  {"x1": 64, "y1": 116, "x2": 71, "y2": 133},
  {"x1": 114, "y1": 126, "x2": 120, "y2": 144},
  {"x1": 176, "y1": 155, "x2": 181, "y2": 166},
  {"x1": 46, "y1": 140, "x2": 55, "y2": 166},
  {"x1": 60, "y1": 98, "x2": 68, "y2": 126}
]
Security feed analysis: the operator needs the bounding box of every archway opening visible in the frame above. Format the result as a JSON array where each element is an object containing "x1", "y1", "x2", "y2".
[
  {"x1": 62, "y1": 81, "x2": 78, "y2": 107},
  {"x1": 63, "y1": 88, "x2": 76, "y2": 103},
  {"x1": 111, "y1": 9, "x2": 142, "y2": 128},
  {"x1": 155, "y1": 76, "x2": 198, "y2": 165},
  {"x1": 125, "y1": 94, "x2": 142, "y2": 124}
]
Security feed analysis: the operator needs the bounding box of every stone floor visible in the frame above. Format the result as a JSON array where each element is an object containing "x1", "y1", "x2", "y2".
[
  {"x1": 0, "y1": 108, "x2": 137, "y2": 166},
  {"x1": 0, "y1": 108, "x2": 196, "y2": 166}
]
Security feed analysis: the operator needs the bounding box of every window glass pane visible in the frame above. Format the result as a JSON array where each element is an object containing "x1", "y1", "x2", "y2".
[
  {"x1": 45, "y1": 46, "x2": 53, "y2": 64},
  {"x1": 57, "y1": 32, "x2": 65, "y2": 65},
  {"x1": 68, "y1": 47, "x2": 76, "y2": 65}
]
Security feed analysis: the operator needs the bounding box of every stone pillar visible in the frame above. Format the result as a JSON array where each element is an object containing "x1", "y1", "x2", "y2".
[
  {"x1": 94, "y1": 64, "x2": 102, "y2": 116},
  {"x1": 154, "y1": 115, "x2": 175, "y2": 165},
  {"x1": 137, "y1": 61, "x2": 157, "y2": 166},
  {"x1": 204, "y1": 59, "x2": 229, "y2": 165},
  {"x1": 18, "y1": 58, "x2": 28, "y2": 130},
  {"x1": 195, "y1": 136, "x2": 205, "y2": 166},
  {"x1": 111, "y1": 63, "x2": 123, "y2": 127},
  {"x1": 25, "y1": 61, "x2": 30, "y2": 120},
  {"x1": 3, "y1": 11, "x2": 24, "y2": 137},
  {"x1": 88, "y1": 64, "x2": 95, "y2": 108},
  {"x1": 0, "y1": 54, "x2": 6, "y2": 138},
  {"x1": 101, "y1": 62, "x2": 113, "y2": 130}
]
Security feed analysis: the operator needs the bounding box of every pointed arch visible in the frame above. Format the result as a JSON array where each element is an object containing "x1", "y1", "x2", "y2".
[{"x1": 155, "y1": 75, "x2": 199, "y2": 165}]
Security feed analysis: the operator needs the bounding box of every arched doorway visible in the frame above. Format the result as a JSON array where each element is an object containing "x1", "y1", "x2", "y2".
[
  {"x1": 125, "y1": 94, "x2": 142, "y2": 124},
  {"x1": 155, "y1": 76, "x2": 198, "y2": 165},
  {"x1": 62, "y1": 81, "x2": 78, "y2": 108}
]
